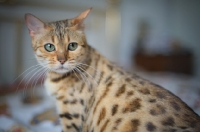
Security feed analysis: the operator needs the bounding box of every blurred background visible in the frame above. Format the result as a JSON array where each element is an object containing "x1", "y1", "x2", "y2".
[{"x1": 0, "y1": 0, "x2": 200, "y2": 131}]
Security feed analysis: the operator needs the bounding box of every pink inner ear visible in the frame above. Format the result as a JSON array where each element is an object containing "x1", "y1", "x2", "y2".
[
  {"x1": 70, "y1": 8, "x2": 92, "y2": 30},
  {"x1": 25, "y1": 13, "x2": 44, "y2": 36},
  {"x1": 29, "y1": 30, "x2": 35, "y2": 37},
  {"x1": 76, "y1": 8, "x2": 92, "y2": 20}
]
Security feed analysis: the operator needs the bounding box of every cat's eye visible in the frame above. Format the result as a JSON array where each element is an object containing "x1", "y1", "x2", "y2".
[
  {"x1": 44, "y1": 43, "x2": 55, "y2": 52},
  {"x1": 68, "y1": 42, "x2": 78, "y2": 51}
]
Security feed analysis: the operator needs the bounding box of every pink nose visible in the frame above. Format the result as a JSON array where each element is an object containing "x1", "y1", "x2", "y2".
[{"x1": 59, "y1": 60, "x2": 66, "y2": 65}]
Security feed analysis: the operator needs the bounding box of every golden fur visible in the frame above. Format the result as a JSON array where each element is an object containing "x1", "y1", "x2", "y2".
[{"x1": 25, "y1": 8, "x2": 200, "y2": 132}]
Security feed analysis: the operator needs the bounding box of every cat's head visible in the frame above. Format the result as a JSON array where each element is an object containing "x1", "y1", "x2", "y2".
[{"x1": 25, "y1": 8, "x2": 91, "y2": 74}]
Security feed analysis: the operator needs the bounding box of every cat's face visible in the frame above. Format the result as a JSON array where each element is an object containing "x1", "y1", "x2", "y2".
[
  {"x1": 32, "y1": 29, "x2": 88, "y2": 74},
  {"x1": 25, "y1": 8, "x2": 91, "y2": 74}
]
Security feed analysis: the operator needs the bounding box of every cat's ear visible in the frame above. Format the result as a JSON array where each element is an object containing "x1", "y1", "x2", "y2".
[
  {"x1": 70, "y1": 8, "x2": 92, "y2": 30},
  {"x1": 25, "y1": 14, "x2": 45, "y2": 37}
]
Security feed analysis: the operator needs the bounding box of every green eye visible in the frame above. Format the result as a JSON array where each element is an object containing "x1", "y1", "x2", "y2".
[
  {"x1": 68, "y1": 42, "x2": 78, "y2": 51},
  {"x1": 44, "y1": 43, "x2": 55, "y2": 52}
]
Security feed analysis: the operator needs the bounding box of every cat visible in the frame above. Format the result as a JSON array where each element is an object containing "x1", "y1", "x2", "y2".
[{"x1": 25, "y1": 8, "x2": 200, "y2": 132}]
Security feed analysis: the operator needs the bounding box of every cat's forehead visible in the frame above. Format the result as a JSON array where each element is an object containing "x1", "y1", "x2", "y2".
[
  {"x1": 44, "y1": 21, "x2": 82, "y2": 42},
  {"x1": 46, "y1": 20, "x2": 71, "y2": 38}
]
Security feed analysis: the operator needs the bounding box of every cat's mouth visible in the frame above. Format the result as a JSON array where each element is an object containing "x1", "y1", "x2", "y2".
[
  {"x1": 54, "y1": 65, "x2": 70, "y2": 74},
  {"x1": 57, "y1": 66, "x2": 67, "y2": 70},
  {"x1": 57, "y1": 65, "x2": 65, "y2": 69}
]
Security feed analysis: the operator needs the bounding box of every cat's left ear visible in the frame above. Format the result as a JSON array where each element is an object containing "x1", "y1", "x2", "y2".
[
  {"x1": 70, "y1": 8, "x2": 92, "y2": 30},
  {"x1": 25, "y1": 13, "x2": 45, "y2": 37}
]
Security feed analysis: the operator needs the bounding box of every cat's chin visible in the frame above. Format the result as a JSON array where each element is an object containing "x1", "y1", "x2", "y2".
[{"x1": 52, "y1": 68, "x2": 70, "y2": 74}]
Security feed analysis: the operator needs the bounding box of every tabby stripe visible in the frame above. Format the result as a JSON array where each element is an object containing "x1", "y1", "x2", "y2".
[
  {"x1": 84, "y1": 107, "x2": 89, "y2": 113},
  {"x1": 112, "y1": 104, "x2": 118, "y2": 116},
  {"x1": 112, "y1": 118, "x2": 122, "y2": 130},
  {"x1": 123, "y1": 98, "x2": 141, "y2": 113},
  {"x1": 93, "y1": 82, "x2": 112, "y2": 114},
  {"x1": 67, "y1": 34, "x2": 70, "y2": 42},
  {"x1": 97, "y1": 107, "x2": 106, "y2": 125},
  {"x1": 126, "y1": 91, "x2": 134, "y2": 98},
  {"x1": 100, "y1": 119, "x2": 110, "y2": 132},
  {"x1": 95, "y1": 54, "x2": 100, "y2": 68},
  {"x1": 89, "y1": 95, "x2": 95, "y2": 108},
  {"x1": 59, "y1": 113, "x2": 73, "y2": 120},
  {"x1": 116, "y1": 84, "x2": 126, "y2": 97},
  {"x1": 84, "y1": 46, "x2": 92, "y2": 69},
  {"x1": 93, "y1": 54, "x2": 100, "y2": 79},
  {"x1": 130, "y1": 119, "x2": 140, "y2": 131},
  {"x1": 80, "y1": 99, "x2": 84, "y2": 105},
  {"x1": 97, "y1": 71, "x2": 104, "y2": 84},
  {"x1": 72, "y1": 123, "x2": 79, "y2": 131},
  {"x1": 86, "y1": 58, "x2": 92, "y2": 71},
  {"x1": 90, "y1": 97, "x2": 95, "y2": 108},
  {"x1": 107, "y1": 64, "x2": 113, "y2": 70},
  {"x1": 53, "y1": 20, "x2": 69, "y2": 39},
  {"x1": 51, "y1": 73, "x2": 69, "y2": 82},
  {"x1": 79, "y1": 83, "x2": 85, "y2": 93},
  {"x1": 56, "y1": 95, "x2": 64, "y2": 100},
  {"x1": 104, "y1": 76, "x2": 112, "y2": 84},
  {"x1": 66, "y1": 126, "x2": 72, "y2": 129},
  {"x1": 33, "y1": 45, "x2": 37, "y2": 51},
  {"x1": 73, "y1": 113, "x2": 79, "y2": 119},
  {"x1": 37, "y1": 55, "x2": 43, "y2": 58},
  {"x1": 81, "y1": 115, "x2": 84, "y2": 121},
  {"x1": 51, "y1": 36, "x2": 55, "y2": 43},
  {"x1": 88, "y1": 83, "x2": 93, "y2": 92},
  {"x1": 125, "y1": 78, "x2": 131, "y2": 82},
  {"x1": 63, "y1": 100, "x2": 69, "y2": 104}
]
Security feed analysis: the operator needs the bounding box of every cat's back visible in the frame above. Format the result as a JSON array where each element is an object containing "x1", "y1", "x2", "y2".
[{"x1": 94, "y1": 68, "x2": 200, "y2": 132}]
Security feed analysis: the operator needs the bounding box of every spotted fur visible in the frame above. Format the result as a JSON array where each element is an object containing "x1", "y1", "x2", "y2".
[{"x1": 25, "y1": 8, "x2": 200, "y2": 132}]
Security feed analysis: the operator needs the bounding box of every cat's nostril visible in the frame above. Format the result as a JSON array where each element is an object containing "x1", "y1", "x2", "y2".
[{"x1": 59, "y1": 60, "x2": 66, "y2": 65}]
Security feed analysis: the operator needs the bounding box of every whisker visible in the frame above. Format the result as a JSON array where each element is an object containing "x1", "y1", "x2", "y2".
[
  {"x1": 16, "y1": 65, "x2": 44, "y2": 92},
  {"x1": 12, "y1": 64, "x2": 44, "y2": 84},
  {"x1": 22, "y1": 63, "x2": 49, "y2": 96},
  {"x1": 41, "y1": 68, "x2": 49, "y2": 89},
  {"x1": 77, "y1": 62, "x2": 101, "y2": 75},
  {"x1": 75, "y1": 68, "x2": 90, "y2": 87},
  {"x1": 31, "y1": 67, "x2": 49, "y2": 97},
  {"x1": 76, "y1": 65, "x2": 98, "y2": 86},
  {"x1": 67, "y1": 65, "x2": 81, "y2": 82},
  {"x1": 23, "y1": 67, "x2": 46, "y2": 97}
]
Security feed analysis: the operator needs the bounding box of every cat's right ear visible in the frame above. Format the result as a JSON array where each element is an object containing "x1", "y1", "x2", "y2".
[{"x1": 25, "y1": 14, "x2": 44, "y2": 37}]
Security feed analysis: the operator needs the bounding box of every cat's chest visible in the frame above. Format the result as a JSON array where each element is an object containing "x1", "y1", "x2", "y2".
[{"x1": 44, "y1": 77, "x2": 76, "y2": 96}]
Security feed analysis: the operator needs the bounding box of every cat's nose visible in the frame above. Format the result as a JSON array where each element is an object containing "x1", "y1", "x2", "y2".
[
  {"x1": 57, "y1": 53, "x2": 67, "y2": 65},
  {"x1": 59, "y1": 60, "x2": 66, "y2": 65}
]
